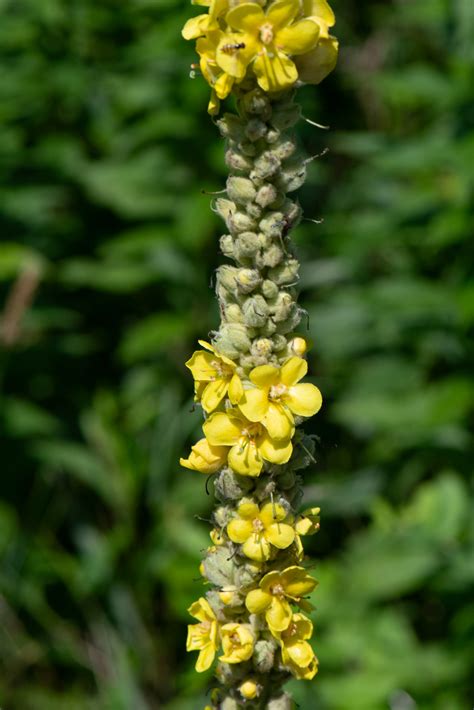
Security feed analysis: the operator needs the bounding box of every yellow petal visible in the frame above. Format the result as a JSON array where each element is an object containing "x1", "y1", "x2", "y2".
[
  {"x1": 228, "y1": 373, "x2": 244, "y2": 404},
  {"x1": 182, "y1": 14, "x2": 210, "y2": 40},
  {"x1": 266, "y1": 0, "x2": 299, "y2": 29},
  {"x1": 228, "y1": 441, "x2": 263, "y2": 477},
  {"x1": 188, "y1": 597, "x2": 215, "y2": 622},
  {"x1": 201, "y1": 378, "x2": 229, "y2": 413},
  {"x1": 253, "y1": 50, "x2": 298, "y2": 93},
  {"x1": 294, "y1": 35, "x2": 339, "y2": 84},
  {"x1": 196, "y1": 643, "x2": 216, "y2": 672},
  {"x1": 186, "y1": 350, "x2": 218, "y2": 381},
  {"x1": 302, "y1": 0, "x2": 335, "y2": 34},
  {"x1": 187, "y1": 624, "x2": 206, "y2": 651},
  {"x1": 238, "y1": 387, "x2": 269, "y2": 422},
  {"x1": 295, "y1": 507, "x2": 321, "y2": 536},
  {"x1": 259, "y1": 570, "x2": 281, "y2": 594},
  {"x1": 227, "y1": 518, "x2": 254, "y2": 543},
  {"x1": 214, "y1": 71, "x2": 235, "y2": 100},
  {"x1": 260, "y1": 501, "x2": 287, "y2": 526},
  {"x1": 292, "y1": 613, "x2": 314, "y2": 639},
  {"x1": 242, "y1": 535, "x2": 272, "y2": 561},
  {"x1": 249, "y1": 364, "x2": 279, "y2": 388},
  {"x1": 216, "y1": 33, "x2": 257, "y2": 80},
  {"x1": 225, "y1": 2, "x2": 264, "y2": 32},
  {"x1": 280, "y1": 356, "x2": 307, "y2": 386},
  {"x1": 258, "y1": 432, "x2": 293, "y2": 465},
  {"x1": 245, "y1": 588, "x2": 272, "y2": 614},
  {"x1": 284, "y1": 640, "x2": 314, "y2": 669},
  {"x1": 267, "y1": 597, "x2": 292, "y2": 633},
  {"x1": 203, "y1": 412, "x2": 242, "y2": 446},
  {"x1": 276, "y1": 19, "x2": 319, "y2": 55},
  {"x1": 237, "y1": 500, "x2": 260, "y2": 519},
  {"x1": 284, "y1": 383, "x2": 322, "y2": 417},
  {"x1": 262, "y1": 402, "x2": 294, "y2": 441},
  {"x1": 180, "y1": 437, "x2": 228, "y2": 474},
  {"x1": 280, "y1": 567, "x2": 317, "y2": 598},
  {"x1": 265, "y1": 522, "x2": 295, "y2": 549},
  {"x1": 207, "y1": 90, "x2": 220, "y2": 116}
]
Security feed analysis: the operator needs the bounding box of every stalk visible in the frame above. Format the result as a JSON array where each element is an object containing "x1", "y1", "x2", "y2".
[{"x1": 180, "y1": 3, "x2": 338, "y2": 708}]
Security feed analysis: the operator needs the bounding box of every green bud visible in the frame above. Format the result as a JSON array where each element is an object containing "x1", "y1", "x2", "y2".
[
  {"x1": 268, "y1": 258, "x2": 299, "y2": 286},
  {"x1": 270, "y1": 291, "x2": 296, "y2": 322},
  {"x1": 271, "y1": 333, "x2": 287, "y2": 351},
  {"x1": 236, "y1": 268, "x2": 261, "y2": 293},
  {"x1": 221, "y1": 696, "x2": 240, "y2": 710},
  {"x1": 258, "y1": 319, "x2": 277, "y2": 337},
  {"x1": 240, "y1": 88, "x2": 271, "y2": 118},
  {"x1": 227, "y1": 177, "x2": 256, "y2": 204},
  {"x1": 245, "y1": 118, "x2": 268, "y2": 142},
  {"x1": 266, "y1": 127, "x2": 281, "y2": 144},
  {"x1": 203, "y1": 546, "x2": 235, "y2": 587},
  {"x1": 250, "y1": 337, "x2": 273, "y2": 360},
  {"x1": 239, "y1": 140, "x2": 257, "y2": 157},
  {"x1": 262, "y1": 279, "x2": 279, "y2": 299},
  {"x1": 225, "y1": 304, "x2": 244, "y2": 323},
  {"x1": 277, "y1": 162, "x2": 306, "y2": 192},
  {"x1": 259, "y1": 211, "x2": 285, "y2": 239},
  {"x1": 215, "y1": 198, "x2": 235, "y2": 225},
  {"x1": 217, "y1": 113, "x2": 245, "y2": 140},
  {"x1": 217, "y1": 265, "x2": 239, "y2": 294},
  {"x1": 214, "y1": 467, "x2": 254, "y2": 501},
  {"x1": 235, "y1": 560, "x2": 263, "y2": 587},
  {"x1": 271, "y1": 103, "x2": 301, "y2": 131},
  {"x1": 256, "y1": 244, "x2": 284, "y2": 269},
  {"x1": 275, "y1": 307, "x2": 302, "y2": 334},
  {"x1": 216, "y1": 323, "x2": 251, "y2": 354},
  {"x1": 213, "y1": 505, "x2": 232, "y2": 527},
  {"x1": 282, "y1": 198, "x2": 303, "y2": 228},
  {"x1": 242, "y1": 295, "x2": 269, "y2": 328},
  {"x1": 253, "y1": 639, "x2": 276, "y2": 673},
  {"x1": 229, "y1": 211, "x2": 256, "y2": 235},
  {"x1": 246, "y1": 202, "x2": 263, "y2": 220},
  {"x1": 234, "y1": 232, "x2": 259, "y2": 260},
  {"x1": 251, "y1": 152, "x2": 281, "y2": 180},
  {"x1": 225, "y1": 149, "x2": 253, "y2": 173},
  {"x1": 273, "y1": 136, "x2": 298, "y2": 161},
  {"x1": 220, "y1": 234, "x2": 234, "y2": 259},
  {"x1": 239, "y1": 354, "x2": 256, "y2": 371},
  {"x1": 255, "y1": 183, "x2": 278, "y2": 208}
]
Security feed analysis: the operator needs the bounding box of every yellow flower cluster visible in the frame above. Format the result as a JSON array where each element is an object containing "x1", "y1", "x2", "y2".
[
  {"x1": 182, "y1": 0, "x2": 338, "y2": 113},
  {"x1": 180, "y1": 341, "x2": 322, "y2": 477}
]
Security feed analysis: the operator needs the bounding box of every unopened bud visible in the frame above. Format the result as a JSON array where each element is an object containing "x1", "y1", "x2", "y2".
[
  {"x1": 261, "y1": 279, "x2": 279, "y2": 299},
  {"x1": 235, "y1": 560, "x2": 262, "y2": 587},
  {"x1": 259, "y1": 212, "x2": 285, "y2": 238},
  {"x1": 239, "y1": 679, "x2": 260, "y2": 700},
  {"x1": 203, "y1": 546, "x2": 235, "y2": 587},
  {"x1": 228, "y1": 211, "x2": 256, "y2": 235},
  {"x1": 259, "y1": 319, "x2": 278, "y2": 337},
  {"x1": 215, "y1": 198, "x2": 235, "y2": 225},
  {"x1": 236, "y1": 268, "x2": 261, "y2": 293},
  {"x1": 239, "y1": 140, "x2": 257, "y2": 157},
  {"x1": 253, "y1": 639, "x2": 276, "y2": 673},
  {"x1": 277, "y1": 162, "x2": 306, "y2": 193},
  {"x1": 217, "y1": 113, "x2": 245, "y2": 140},
  {"x1": 251, "y1": 338, "x2": 273, "y2": 359},
  {"x1": 295, "y1": 507, "x2": 321, "y2": 535},
  {"x1": 255, "y1": 183, "x2": 278, "y2": 208},
  {"x1": 214, "y1": 467, "x2": 254, "y2": 501},
  {"x1": 220, "y1": 697, "x2": 239, "y2": 710},
  {"x1": 227, "y1": 177, "x2": 257, "y2": 204},
  {"x1": 225, "y1": 149, "x2": 253, "y2": 173},
  {"x1": 225, "y1": 303, "x2": 244, "y2": 323},
  {"x1": 220, "y1": 234, "x2": 234, "y2": 259},
  {"x1": 288, "y1": 335, "x2": 309, "y2": 356},
  {"x1": 256, "y1": 244, "x2": 284, "y2": 269},
  {"x1": 271, "y1": 334, "x2": 287, "y2": 351},
  {"x1": 216, "y1": 324, "x2": 251, "y2": 354},
  {"x1": 273, "y1": 136, "x2": 298, "y2": 161},
  {"x1": 242, "y1": 295, "x2": 269, "y2": 328},
  {"x1": 240, "y1": 89, "x2": 271, "y2": 117},
  {"x1": 246, "y1": 202, "x2": 263, "y2": 220},
  {"x1": 214, "y1": 505, "x2": 231, "y2": 527},
  {"x1": 271, "y1": 103, "x2": 301, "y2": 131},
  {"x1": 268, "y1": 258, "x2": 300, "y2": 286},
  {"x1": 270, "y1": 291, "x2": 296, "y2": 322},
  {"x1": 267, "y1": 693, "x2": 293, "y2": 710},
  {"x1": 234, "y1": 232, "x2": 259, "y2": 260},
  {"x1": 251, "y1": 152, "x2": 281, "y2": 180},
  {"x1": 266, "y1": 128, "x2": 281, "y2": 144},
  {"x1": 245, "y1": 118, "x2": 267, "y2": 141}
]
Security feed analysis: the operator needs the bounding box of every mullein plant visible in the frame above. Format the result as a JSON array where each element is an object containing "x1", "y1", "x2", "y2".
[{"x1": 180, "y1": 1, "x2": 338, "y2": 707}]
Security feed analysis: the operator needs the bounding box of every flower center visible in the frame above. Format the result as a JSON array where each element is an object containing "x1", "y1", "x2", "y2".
[
  {"x1": 241, "y1": 422, "x2": 263, "y2": 441},
  {"x1": 198, "y1": 620, "x2": 211, "y2": 636},
  {"x1": 211, "y1": 359, "x2": 232, "y2": 379},
  {"x1": 269, "y1": 383, "x2": 288, "y2": 401},
  {"x1": 259, "y1": 22, "x2": 274, "y2": 45},
  {"x1": 270, "y1": 583, "x2": 285, "y2": 597},
  {"x1": 252, "y1": 517, "x2": 265, "y2": 533}
]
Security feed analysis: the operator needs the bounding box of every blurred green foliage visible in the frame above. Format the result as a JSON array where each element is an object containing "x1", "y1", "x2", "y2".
[{"x1": 0, "y1": 0, "x2": 473, "y2": 708}]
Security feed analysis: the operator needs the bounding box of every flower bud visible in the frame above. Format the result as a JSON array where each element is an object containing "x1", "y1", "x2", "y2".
[
  {"x1": 219, "y1": 587, "x2": 242, "y2": 607},
  {"x1": 287, "y1": 335, "x2": 309, "y2": 356},
  {"x1": 251, "y1": 151, "x2": 281, "y2": 180},
  {"x1": 236, "y1": 268, "x2": 261, "y2": 293},
  {"x1": 255, "y1": 183, "x2": 278, "y2": 208},
  {"x1": 239, "y1": 140, "x2": 257, "y2": 157},
  {"x1": 271, "y1": 334, "x2": 287, "y2": 351},
  {"x1": 220, "y1": 234, "x2": 234, "y2": 259},
  {"x1": 271, "y1": 103, "x2": 301, "y2": 131},
  {"x1": 267, "y1": 694, "x2": 293, "y2": 710},
  {"x1": 217, "y1": 113, "x2": 245, "y2": 140},
  {"x1": 225, "y1": 303, "x2": 244, "y2": 323},
  {"x1": 239, "y1": 679, "x2": 260, "y2": 700},
  {"x1": 256, "y1": 244, "x2": 284, "y2": 269},
  {"x1": 225, "y1": 149, "x2": 253, "y2": 173},
  {"x1": 268, "y1": 258, "x2": 299, "y2": 286},
  {"x1": 259, "y1": 212, "x2": 285, "y2": 238},
  {"x1": 282, "y1": 198, "x2": 303, "y2": 228},
  {"x1": 252, "y1": 639, "x2": 276, "y2": 673},
  {"x1": 277, "y1": 162, "x2": 306, "y2": 192},
  {"x1": 245, "y1": 118, "x2": 267, "y2": 142},
  {"x1": 266, "y1": 128, "x2": 281, "y2": 144},
  {"x1": 214, "y1": 467, "x2": 254, "y2": 501},
  {"x1": 228, "y1": 211, "x2": 256, "y2": 235},
  {"x1": 240, "y1": 88, "x2": 271, "y2": 118},
  {"x1": 250, "y1": 337, "x2": 273, "y2": 360},
  {"x1": 273, "y1": 136, "x2": 298, "y2": 161},
  {"x1": 246, "y1": 202, "x2": 263, "y2": 220},
  {"x1": 258, "y1": 319, "x2": 278, "y2": 337},
  {"x1": 295, "y1": 507, "x2": 321, "y2": 535},
  {"x1": 220, "y1": 697, "x2": 239, "y2": 710},
  {"x1": 216, "y1": 324, "x2": 251, "y2": 354},
  {"x1": 203, "y1": 546, "x2": 235, "y2": 587},
  {"x1": 234, "y1": 232, "x2": 259, "y2": 260},
  {"x1": 275, "y1": 307, "x2": 302, "y2": 334},
  {"x1": 215, "y1": 198, "x2": 235, "y2": 225},
  {"x1": 214, "y1": 505, "x2": 232, "y2": 527},
  {"x1": 242, "y1": 295, "x2": 269, "y2": 328},
  {"x1": 227, "y1": 177, "x2": 256, "y2": 204},
  {"x1": 261, "y1": 279, "x2": 279, "y2": 300},
  {"x1": 235, "y1": 560, "x2": 262, "y2": 587},
  {"x1": 270, "y1": 291, "x2": 296, "y2": 322}
]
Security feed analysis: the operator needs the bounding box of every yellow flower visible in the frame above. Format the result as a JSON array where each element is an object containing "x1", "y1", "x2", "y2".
[
  {"x1": 245, "y1": 565, "x2": 317, "y2": 633},
  {"x1": 180, "y1": 437, "x2": 228, "y2": 474},
  {"x1": 238, "y1": 357, "x2": 322, "y2": 440},
  {"x1": 219, "y1": 623, "x2": 255, "y2": 663},
  {"x1": 275, "y1": 613, "x2": 318, "y2": 680},
  {"x1": 302, "y1": 0, "x2": 335, "y2": 37},
  {"x1": 186, "y1": 340, "x2": 243, "y2": 413},
  {"x1": 195, "y1": 32, "x2": 239, "y2": 115},
  {"x1": 203, "y1": 409, "x2": 293, "y2": 477},
  {"x1": 295, "y1": 0, "x2": 338, "y2": 85},
  {"x1": 181, "y1": 0, "x2": 228, "y2": 40},
  {"x1": 227, "y1": 499, "x2": 295, "y2": 561},
  {"x1": 217, "y1": 0, "x2": 320, "y2": 93},
  {"x1": 186, "y1": 597, "x2": 219, "y2": 672}
]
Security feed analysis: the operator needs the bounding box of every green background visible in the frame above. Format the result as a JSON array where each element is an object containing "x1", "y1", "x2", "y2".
[{"x1": 0, "y1": 0, "x2": 473, "y2": 708}]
